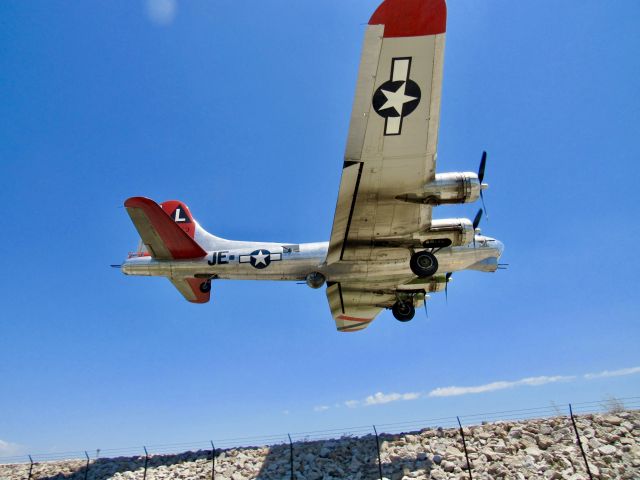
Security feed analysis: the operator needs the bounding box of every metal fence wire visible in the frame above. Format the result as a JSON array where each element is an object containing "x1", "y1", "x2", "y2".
[{"x1": 2, "y1": 395, "x2": 638, "y2": 480}]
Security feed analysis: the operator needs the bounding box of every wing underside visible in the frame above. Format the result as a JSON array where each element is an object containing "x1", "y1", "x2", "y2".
[
  {"x1": 327, "y1": 0, "x2": 446, "y2": 265},
  {"x1": 326, "y1": 0, "x2": 447, "y2": 331}
]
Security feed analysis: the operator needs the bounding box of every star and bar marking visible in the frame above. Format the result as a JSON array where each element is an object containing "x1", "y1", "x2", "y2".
[
  {"x1": 372, "y1": 57, "x2": 421, "y2": 135},
  {"x1": 239, "y1": 249, "x2": 282, "y2": 269}
]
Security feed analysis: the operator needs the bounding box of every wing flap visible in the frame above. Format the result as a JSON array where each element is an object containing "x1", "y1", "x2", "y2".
[{"x1": 125, "y1": 197, "x2": 207, "y2": 260}]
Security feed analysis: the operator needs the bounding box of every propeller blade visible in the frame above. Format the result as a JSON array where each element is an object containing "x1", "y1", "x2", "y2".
[
  {"x1": 478, "y1": 151, "x2": 489, "y2": 219},
  {"x1": 480, "y1": 190, "x2": 489, "y2": 220},
  {"x1": 472, "y1": 209, "x2": 483, "y2": 230},
  {"x1": 445, "y1": 272, "x2": 452, "y2": 303},
  {"x1": 110, "y1": 264, "x2": 122, "y2": 268},
  {"x1": 478, "y1": 151, "x2": 487, "y2": 183},
  {"x1": 472, "y1": 208, "x2": 483, "y2": 248}
]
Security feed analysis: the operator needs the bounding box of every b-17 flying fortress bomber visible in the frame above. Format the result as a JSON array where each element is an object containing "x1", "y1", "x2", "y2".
[{"x1": 119, "y1": 0, "x2": 504, "y2": 332}]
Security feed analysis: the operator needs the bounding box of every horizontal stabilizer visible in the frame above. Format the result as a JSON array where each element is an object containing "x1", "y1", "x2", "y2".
[
  {"x1": 125, "y1": 196, "x2": 207, "y2": 260},
  {"x1": 169, "y1": 277, "x2": 211, "y2": 303},
  {"x1": 326, "y1": 282, "x2": 383, "y2": 332}
]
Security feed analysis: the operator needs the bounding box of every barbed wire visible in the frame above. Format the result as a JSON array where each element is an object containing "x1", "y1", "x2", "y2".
[{"x1": 1, "y1": 395, "x2": 638, "y2": 465}]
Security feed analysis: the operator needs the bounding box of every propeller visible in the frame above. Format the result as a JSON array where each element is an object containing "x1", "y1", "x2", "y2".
[
  {"x1": 444, "y1": 272, "x2": 453, "y2": 303},
  {"x1": 110, "y1": 264, "x2": 122, "y2": 268},
  {"x1": 478, "y1": 151, "x2": 489, "y2": 219},
  {"x1": 472, "y1": 208, "x2": 483, "y2": 248},
  {"x1": 472, "y1": 208, "x2": 483, "y2": 230}
]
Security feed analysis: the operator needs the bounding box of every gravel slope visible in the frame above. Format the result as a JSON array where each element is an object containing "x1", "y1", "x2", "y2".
[{"x1": 1, "y1": 411, "x2": 638, "y2": 479}]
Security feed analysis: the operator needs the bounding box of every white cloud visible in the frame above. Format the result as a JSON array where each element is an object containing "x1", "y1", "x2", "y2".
[
  {"x1": 0, "y1": 439, "x2": 23, "y2": 456},
  {"x1": 331, "y1": 365, "x2": 639, "y2": 407},
  {"x1": 584, "y1": 366, "x2": 640, "y2": 380},
  {"x1": 428, "y1": 375, "x2": 575, "y2": 398},
  {"x1": 313, "y1": 405, "x2": 330, "y2": 412},
  {"x1": 145, "y1": 0, "x2": 177, "y2": 26},
  {"x1": 344, "y1": 391, "x2": 421, "y2": 408},
  {"x1": 364, "y1": 392, "x2": 421, "y2": 406}
]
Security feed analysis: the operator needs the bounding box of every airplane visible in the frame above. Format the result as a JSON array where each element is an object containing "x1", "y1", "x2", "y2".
[{"x1": 118, "y1": 0, "x2": 504, "y2": 332}]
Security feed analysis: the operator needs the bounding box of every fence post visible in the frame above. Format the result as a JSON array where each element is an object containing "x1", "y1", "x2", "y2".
[
  {"x1": 373, "y1": 425, "x2": 383, "y2": 480},
  {"x1": 142, "y1": 446, "x2": 149, "y2": 480},
  {"x1": 83, "y1": 451, "x2": 90, "y2": 480},
  {"x1": 457, "y1": 417, "x2": 473, "y2": 480},
  {"x1": 27, "y1": 455, "x2": 34, "y2": 480},
  {"x1": 288, "y1": 434, "x2": 294, "y2": 480},
  {"x1": 210, "y1": 441, "x2": 215, "y2": 480},
  {"x1": 569, "y1": 404, "x2": 594, "y2": 480}
]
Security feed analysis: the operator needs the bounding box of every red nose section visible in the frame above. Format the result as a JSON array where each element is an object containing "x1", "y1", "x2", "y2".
[
  {"x1": 369, "y1": 0, "x2": 447, "y2": 37},
  {"x1": 160, "y1": 200, "x2": 196, "y2": 239}
]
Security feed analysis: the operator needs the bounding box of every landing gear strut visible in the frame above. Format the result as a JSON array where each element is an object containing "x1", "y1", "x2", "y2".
[
  {"x1": 392, "y1": 301, "x2": 415, "y2": 322},
  {"x1": 410, "y1": 250, "x2": 438, "y2": 277}
]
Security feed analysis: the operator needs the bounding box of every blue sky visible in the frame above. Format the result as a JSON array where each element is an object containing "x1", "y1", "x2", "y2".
[{"x1": 1, "y1": 0, "x2": 639, "y2": 457}]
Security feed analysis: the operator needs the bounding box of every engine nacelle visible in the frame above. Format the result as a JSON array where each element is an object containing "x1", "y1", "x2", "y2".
[
  {"x1": 419, "y1": 218, "x2": 475, "y2": 247},
  {"x1": 396, "y1": 172, "x2": 481, "y2": 206}
]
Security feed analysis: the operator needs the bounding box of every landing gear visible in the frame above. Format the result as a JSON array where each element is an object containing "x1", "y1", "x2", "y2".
[
  {"x1": 199, "y1": 280, "x2": 212, "y2": 293},
  {"x1": 392, "y1": 301, "x2": 415, "y2": 322},
  {"x1": 410, "y1": 250, "x2": 438, "y2": 277}
]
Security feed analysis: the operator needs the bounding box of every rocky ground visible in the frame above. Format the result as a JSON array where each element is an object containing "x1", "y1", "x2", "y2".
[{"x1": 1, "y1": 411, "x2": 638, "y2": 479}]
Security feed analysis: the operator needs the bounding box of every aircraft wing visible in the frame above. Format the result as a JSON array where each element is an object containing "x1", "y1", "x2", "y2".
[{"x1": 327, "y1": 0, "x2": 446, "y2": 265}]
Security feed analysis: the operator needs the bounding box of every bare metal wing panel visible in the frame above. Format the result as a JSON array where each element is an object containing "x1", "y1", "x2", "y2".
[
  {"x1": 326, "y1": 282, "x2": 390, "y2": 332},
  {"x1": 327, "y1": 0, "x2": 446, "y2": 265}
]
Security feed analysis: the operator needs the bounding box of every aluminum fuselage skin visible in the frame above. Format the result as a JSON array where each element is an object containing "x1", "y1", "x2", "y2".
[{"x1": 122, "y1": 235, "x2": 504, "y2": 283}]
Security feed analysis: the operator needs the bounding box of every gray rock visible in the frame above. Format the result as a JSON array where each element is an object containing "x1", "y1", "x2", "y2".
[
  {"x1": 537, "y1": 435, "x2": 554, "y2": 450},
  {"x1": 603, "y1": 415, "x2": 622, "y2": 426},
  {"x1": 441, "y1": 460, "x2": 455, "y2": 472},
  {"x1": 598, "y1": 444, "x2": 617, "y2": 455}
]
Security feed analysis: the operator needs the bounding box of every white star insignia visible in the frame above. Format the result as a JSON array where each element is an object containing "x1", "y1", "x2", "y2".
[
  {"x1": 379, "y1": 82, "x2": 417, "y2": 116},
  {"x1": 252, "y1": 250, "x2": 269, "y2": 266}
]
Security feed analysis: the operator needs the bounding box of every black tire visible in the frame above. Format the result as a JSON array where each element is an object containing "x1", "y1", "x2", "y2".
[
  {"x1": 199, "y1": 280, "x2": 212, "y2": 293},
  {"x1": 410, "y1": 250, "x2": 438, "y2": 277},
  {"x1": 392, "y1": 301, "x2": 415, "y2": 322}
]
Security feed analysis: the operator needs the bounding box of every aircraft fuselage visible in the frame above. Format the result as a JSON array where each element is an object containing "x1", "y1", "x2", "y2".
[{"x1": 122, "y1": 236, "x2": 503, "y2": 284}]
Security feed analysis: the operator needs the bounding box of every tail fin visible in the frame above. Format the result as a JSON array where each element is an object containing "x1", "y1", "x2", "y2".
[
  {"x1": 162, "y1": 199, "x2": 234, "y2": 251},
  {"x1": 159, "y1": 200, "x2": 197, "y2": 239},
  {"x1": 124, "y1": 197, "x2": 207, "y2": 260}
]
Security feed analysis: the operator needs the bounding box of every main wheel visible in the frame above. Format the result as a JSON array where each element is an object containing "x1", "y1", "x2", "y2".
[
  {"x1": 410, "y1": 250, "x2": 438, "y2": 277},
  {"x1": 199, "y1": 280, "x2": 212, "y2": 293},
  {"x1": 392, "y1": 301, "x2": 415, "y2": 322}
]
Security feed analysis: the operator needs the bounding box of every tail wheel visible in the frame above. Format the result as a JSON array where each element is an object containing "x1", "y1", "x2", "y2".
[
  {"x1": 410, "y1": 250, "x2": 438, "y2": 277},
  {"x1": 199, "y1": 280, "x2": 212, "y2": 293},
  {"x1": 392, "y1": 301, "x2": 415, "y2": 322}
]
